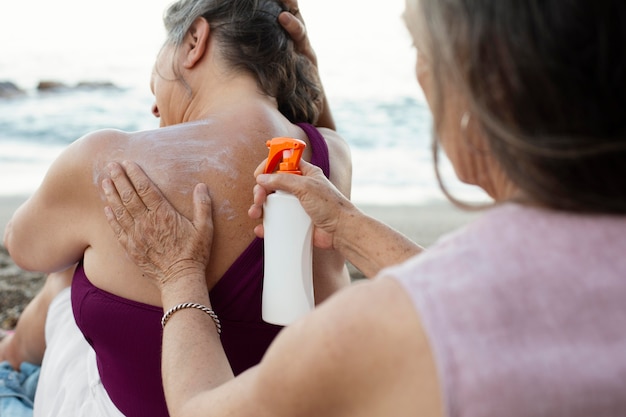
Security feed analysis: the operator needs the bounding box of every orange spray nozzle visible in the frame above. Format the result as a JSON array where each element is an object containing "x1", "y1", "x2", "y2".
[{"x1": 263, "y1": 137, "x2": 307, "y2": 175}]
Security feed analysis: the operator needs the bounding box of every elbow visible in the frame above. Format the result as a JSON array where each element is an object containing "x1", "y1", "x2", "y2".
[
  {"x1": 3, "y1": 221, "x2": 16, "y2": 261},
  {"x1": 3, "y1": 218, "x2": 12, "y2": 248},
  {"x1": 3, "y1": 221, "x2": 33, "y2": 272}
]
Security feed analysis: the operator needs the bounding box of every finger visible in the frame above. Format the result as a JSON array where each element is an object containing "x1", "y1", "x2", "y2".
[
  {"x1": 253, "y1": 223, "x2": 265, "y2": 239},
  {"x1": 249, "y1": 185, "x2": 266, "y2": 224},
  {"x1": 256, "y1": 160, "x2": 322, "y2": 194},
  {"x1": 248, "y1": 192, "x2": 264, "y2": 220},
  {"x1": 103, "y1": 205, "x2": 131, "y2": 254},
  {"x1": 295, "y1": 159, "x2": 320, "y2": 175},
  {"x1": 281, "y1": 0, "x2": 297, "y2": 10},
  {"x1": 192, "y1": 183, "x2": 213, "y2": 238},
  {"x1": 256, "y1": 172, "x2": 302, "y2": 197},
  {"x1": 108, "y1": 162, "x2": 148, "y2": 217},
  {"x1": 102, "y1": 176, "x2": 137, "y2": 232},
  {"x1": 248, "y1": 205, "x2": 261, "y2": 221},
  {"x1": 278, "y1": 12, "x2": 306, "y2": 43},
  {"x1": 252, "y1": 183, "x2": 269, "y2": 207},
  {"x1": 253, "y1": 158, "x2": 268, "y2": 177},
  {"x1": 248, "y1": 203, "x2": 262, "y2": 221},
  {"x1": 280, "y1": 0, "x2": 301, "y2": 15},
  {"x1": 120, "y1": 161, "x2": 169, "y2": 213}
]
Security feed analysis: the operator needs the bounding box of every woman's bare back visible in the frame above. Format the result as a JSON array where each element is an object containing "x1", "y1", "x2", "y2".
[{"x1": 6, "y1": 102, "x2": 351, "y2": 307}]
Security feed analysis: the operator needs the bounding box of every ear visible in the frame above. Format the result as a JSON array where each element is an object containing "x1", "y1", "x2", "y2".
[{"x1": 182, "y1": 17, "x2": 210, "y2": 69}]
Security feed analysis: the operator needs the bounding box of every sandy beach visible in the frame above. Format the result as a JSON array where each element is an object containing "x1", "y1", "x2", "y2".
[{"x1": 0, "y1": 195, "x2": 480, "y2": 329}]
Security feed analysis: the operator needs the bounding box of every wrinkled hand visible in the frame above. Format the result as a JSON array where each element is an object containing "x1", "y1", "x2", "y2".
[
  {"x1": 102, "y1": 161, "x2": 213, "y2": 289},
  {"x1": 249, "y1": 159, "x2": 355, "y2": 251}
]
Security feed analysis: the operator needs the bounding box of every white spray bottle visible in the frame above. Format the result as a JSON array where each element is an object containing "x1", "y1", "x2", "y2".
[{"x1": 262, "y1": 137, "x2": 314, "y2": 325}]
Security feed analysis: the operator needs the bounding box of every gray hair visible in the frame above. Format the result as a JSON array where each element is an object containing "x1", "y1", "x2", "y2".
[
  {"x1": 411, "y1": 0, "x2": 626, "y2": 213},
  {"x1": 161, "y1": 0, "x2": 322, "y2": 124}
]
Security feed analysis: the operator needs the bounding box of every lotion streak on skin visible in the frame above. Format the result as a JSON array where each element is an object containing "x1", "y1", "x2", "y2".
[{"x1": 91, "y1": 129, "x2": 243, "y2": 221}]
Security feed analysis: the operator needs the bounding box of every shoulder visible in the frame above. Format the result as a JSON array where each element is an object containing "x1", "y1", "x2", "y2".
[
  {"x1": 51, "y1": 128, "x2": 130, "y2": 169},
  {"x1": 4, "y1": 128, "x2": 133, "y2": 270},
  {"x1": 69, "y1": 128, "x2": 130, "y2": 155},
  {"x1": 316, "y1": 127, "x2": 352, "y2": 196},
  {"x1": 251, "y1": 277, "x2": 443, "y2": 416},
  {"x1": 318, "y1": 127, "x2": 351, "y2": 162},
  {"x1": 24, "y1": 127, "x2": 137, "y2": 227},
  {"x1": 38, "y1": 128, "x2": 133, "y2": 200},
  {"x1": 38, "y1": 128, "x2": 128, "y2": 184}
]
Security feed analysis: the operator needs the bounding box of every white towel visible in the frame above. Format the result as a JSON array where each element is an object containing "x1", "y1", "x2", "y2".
[{"x1": 33, "y1": 287, "x2": 124, "y2": 417}]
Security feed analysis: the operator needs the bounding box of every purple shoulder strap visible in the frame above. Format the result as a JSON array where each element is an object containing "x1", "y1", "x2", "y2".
[{"x1": 297, "y1": 122, "x2": 330, "y2": 178}]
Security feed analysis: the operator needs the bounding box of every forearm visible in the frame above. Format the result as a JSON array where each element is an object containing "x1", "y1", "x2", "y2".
[
  {"x1": 0, "y1": 268, "x2": 72, "y2": 369},
  {"x1": 312, "y1": 250, "x2": 351, "y2": 305},
  {"x1": 335, "y1": 210, "x2": 423, "y2": 278},
  {"x1": 316, "y1": 91, "x2": 336, "y2": 131},
  {"x1": 11, "y1": 296, "x2": 48, "y2": 367},
  {"x1": 159, "y1": 270, "x2": 234, "y2": 416}
]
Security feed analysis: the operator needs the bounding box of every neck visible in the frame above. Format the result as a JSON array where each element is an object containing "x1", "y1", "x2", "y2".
[{"x1": 183, "y1": 71, "x2": 277, "y2": 123}]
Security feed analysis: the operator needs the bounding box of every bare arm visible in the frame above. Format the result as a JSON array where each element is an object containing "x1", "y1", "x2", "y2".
[
  {"x1": 3, "y1": 131, "x2": 112, "y2": 272},
  {"x1": 0, "y1": 267, "x2": 74, "y2": 369}
]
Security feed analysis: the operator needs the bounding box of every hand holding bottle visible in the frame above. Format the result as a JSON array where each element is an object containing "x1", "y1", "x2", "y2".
[
  {"x1": 261, "y1": 138, "x2": 316, "y2": 325},
  {"x1": 250, "y1": 158, "x2": 356, "y2": 252},
  {"x1": 250, "y1": 158, "x2": 423, "y2": 278}
]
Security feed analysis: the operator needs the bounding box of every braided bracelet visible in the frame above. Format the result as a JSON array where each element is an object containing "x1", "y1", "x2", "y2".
[{"x1": 161, "y1": 302, "x2": 221, "y2": 335}]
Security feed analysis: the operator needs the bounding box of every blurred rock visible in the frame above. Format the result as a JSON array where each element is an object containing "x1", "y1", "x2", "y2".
[
  {"x1": 36, "y1": 80, "x2": 120, "y2": 93},
  {"x1": 37, "y1": 80, "x2": 69, "y2": 91},
  {"x1": 76, "y1": 80, "x2": 118, "y2": 90},
  {"x1": 0, "y1": 81, "x2": 26, "y2": 98}
]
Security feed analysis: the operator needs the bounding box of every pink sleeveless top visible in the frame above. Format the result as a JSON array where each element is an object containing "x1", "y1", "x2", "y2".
[{"x1": 387, "y1": 203, "x2": 626, "y2": 417}]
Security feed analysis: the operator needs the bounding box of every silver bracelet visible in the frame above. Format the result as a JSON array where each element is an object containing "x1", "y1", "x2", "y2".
[{"x1": 161, "y1": 302, "x2": 221, "y2": 335}]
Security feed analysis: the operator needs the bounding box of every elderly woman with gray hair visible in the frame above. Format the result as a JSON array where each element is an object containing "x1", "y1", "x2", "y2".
[{"x1": 104, "y1": 0, "x2": 626, "y2": 416}]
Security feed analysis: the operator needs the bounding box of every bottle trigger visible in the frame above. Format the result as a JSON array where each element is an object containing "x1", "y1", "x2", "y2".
[{"x1": 263, "y1": 137, "x2": 306, "y2": 175}]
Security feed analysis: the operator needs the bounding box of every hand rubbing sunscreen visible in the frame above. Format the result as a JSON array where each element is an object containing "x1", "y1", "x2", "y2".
[{"x1": 262, "y1": 137, "x2": 314, "y2": 325}]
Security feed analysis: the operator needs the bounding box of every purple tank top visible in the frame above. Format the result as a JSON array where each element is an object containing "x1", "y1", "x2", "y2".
[{"x1": 72, "y1": 123, "x2": 330, "y2": 417}]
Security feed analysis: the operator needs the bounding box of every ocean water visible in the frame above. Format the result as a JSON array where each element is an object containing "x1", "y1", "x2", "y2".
[{"x1": 0, "y1": 0, "x2": 489, "y2": 205}]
